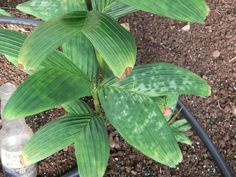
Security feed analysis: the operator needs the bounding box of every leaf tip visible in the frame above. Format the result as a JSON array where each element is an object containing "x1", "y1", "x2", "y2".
[
  {"x1": 18, "y1": 63, "x2": 25, "y2": 70},
  {"x1": 118, "y1": 67, "x2": 133, "y2": 80}
]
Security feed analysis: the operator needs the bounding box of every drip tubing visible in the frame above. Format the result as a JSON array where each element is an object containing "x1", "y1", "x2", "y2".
[
  {"x1": 177, "y1": 101, "x2": 234, "y2": 177},
  {"x1": 0, "y1": 16, "x2": 40, "y2": 26}
]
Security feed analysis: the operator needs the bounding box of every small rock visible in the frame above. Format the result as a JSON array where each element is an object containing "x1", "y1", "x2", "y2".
[
  {"x1": 120, "y1": 22, "x2": 130, "y2": 31},
  {"x1": 212, "y1": 50, "x2": 221, "y2": 58},
  {"x1": 203, "y1": 75, "x2": 208, "y2": 80},
  {"x1": 131, "y1": 170, "x2": 137, "y2": 175},
  {"x1": 232, "y1": 106, "x2": 236, "y2": 116},
  {"x1": 182, "y1": 23, "x2": 191, "y2": 31}
]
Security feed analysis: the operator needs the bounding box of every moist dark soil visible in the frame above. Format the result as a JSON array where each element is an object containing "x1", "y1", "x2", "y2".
[{"x1": 0, "y1": 0, "x2": 236, "y2": 176}]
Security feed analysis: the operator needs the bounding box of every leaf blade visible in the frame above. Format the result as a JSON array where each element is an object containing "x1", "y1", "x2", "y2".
[
  {"x1": 82, "y1": 11, "x2": 137, "y2": 78},
  {"x1": 0, "y1": 8, "x2": 11, "y2": 16},
  {"x1": 75, "y1": 116, "x2": 109, "y2": 177},
  {"x1": 102, "y1": 63, "x2": 211, "y2": 97},
  {"x1": 17, "y1": 0, "x2": 86, "y2": 21},
  {"x1": 104, "y1": 1, "x2": 137, "y2": 19},
  {"x1": 174, "y1": 131, "x2": 192, "y2": 145},
  {"x1": 99, "y1": 87, "x2": 182, "y2": 167},
  {"x1": 63, "y1": 33, "x2": 98, "y2": 81},
  {"x1": 18, "y1": 11, "x2": 87, "y2": 73},
  {"x1": 0, "y1": 29, "x2": 25, "y2": 65},
  {"x1": 3, "y1": 60, "x2": 92, "y2": 118},
  {"x1": 63, "y1": 99, "x2": 93, "y2": 115},
  {"x1": 22, "y1": 115, "x2": 91, "y2": 165},
  {"x1": 91, "y1": 0, "x2": 113, "y2": 12},
  {"x1": 119, "y1": 0, "x2": 209, "y2": 23}
]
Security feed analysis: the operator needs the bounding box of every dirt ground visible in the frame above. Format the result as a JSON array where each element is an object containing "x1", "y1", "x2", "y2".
[{"x1": 0, "y1": 0, "x2": 235, "y2": 176}]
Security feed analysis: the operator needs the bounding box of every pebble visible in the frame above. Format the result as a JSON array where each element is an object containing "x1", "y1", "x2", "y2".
[
  {"x1": 233, "y1": 106, "x2": 236, "y2": 116},
  {"x1": 181, "y1": 23, "x2": 191, "y2": 31},
  {"x1": 212, "y1": 50, "x2": 221, "y2": 58}
]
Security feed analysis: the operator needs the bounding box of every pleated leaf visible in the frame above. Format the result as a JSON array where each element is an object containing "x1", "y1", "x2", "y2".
[
  {"x1": 18, "y1": 11, "x2": 136, "y2": 78},
  {"x1": 0, "y1": 29, "x2": 25, "y2": 66},
  {"x1": 91, "y1": 0, "x2": 113, "y2": 12},
  {"x1": 0, "y1": 29, "x2": 76, "y2": 74},
  {"x1": 75, "y1": 116, "x2": 109, "y2": 177},
  {"x1": 82, "y1": 11, "x2": 136, "y2": 78},
  {"x1": 0, "y1": 8, "x2": 11, "y2": 16},
  {"x1": 17, "y1": 1, "x2": 98, "y2": 78},
  {"x1": 17, "y1": 0, "x2": 86, "y2": 21},
  {"x1": 171, "y1": 119, "x2": 192, "y2": 132},
  {"x1": 63, "y1": 99, "x2": 93, "y2": 115},
  {"x1": 104, "y1": 1, "x2": 137, "y2": 19},
  {"x1": 22, "y1": 115, "x2": 91, "y2": 165},
  {"x1": 3, "y1": 60, "x2": 92, "y2": 119},
  {"x1": 119, "y1": 0, "x2": 209, "y2": 23},
  {"x1": 40, "y1": 51, "x2": 82, "y2": 72},
  {"x1": 99, "y1": 87, "x2": 182, "y2": 168},
  {"x1": 17, "y1": 0, "x2": 98, "y2": 78},
  {"x1": 171, "y1": 119, "x2": 192, "y2": 145},
  {"x1": 63, "y1": 34, "x2": 98, "y2": 81},
  {"x1": 18, "y1": 11, "x2": 87, "y2": 73},
  {"x1": 102, "y1": 63, "x2": 211, "y2": 97},
  {"x1": 173, "y1": 131, "x2": 192, "y2": 145}
]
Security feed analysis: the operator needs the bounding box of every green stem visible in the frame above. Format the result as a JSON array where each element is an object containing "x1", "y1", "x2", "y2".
[
  {"x1": 92, "y1": 81, "x2": 108, "y2": 122},
  {"x1": 85, "y1": 0, "x2": 93, "y2": 11},
  {"x1": 92, "y1": 83, "x2": 101, "y2": 114}
]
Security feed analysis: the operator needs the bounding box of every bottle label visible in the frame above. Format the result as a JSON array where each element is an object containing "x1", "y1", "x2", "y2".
[
  {"x1": 1, "y1": 150, "x2": 23, "y2": 168},
  {"x1": 1, "y1": 149, "x2": 37, "y2": 177}
]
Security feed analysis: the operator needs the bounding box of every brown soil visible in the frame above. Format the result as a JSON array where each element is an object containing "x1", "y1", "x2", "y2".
[{"x1": 0, "y1": 0, "x2": 236, "y2": 176}]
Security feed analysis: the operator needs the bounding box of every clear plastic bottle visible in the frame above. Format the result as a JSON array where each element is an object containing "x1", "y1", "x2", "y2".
[{"x1": 0, "y1": 83, "x2": 37, "y2": 177}]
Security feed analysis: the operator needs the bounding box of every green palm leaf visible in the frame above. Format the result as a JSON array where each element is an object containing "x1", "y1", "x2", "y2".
[
  {"x1": 171, "y1": 119, "x2": 192, "y2": 132},
  {"x1": 174, "y1": 131, "x2": 192, "y2": 145},
  {"x1": 0, "y1": 8, "x2": 11, "y2": 16},
  {"x1": 102, "y1": 63, "x2": 211, "y2": 97},
  {"x1": 170, "y1": 119, "x2": 192, "y2": 145},
  {"x1": 18, "y1": 11, "x2": 136, "y2": 78},
  {"x1": 75, "y1": 116, "x2": 109, "y2": 177},
  {"x1": 0, "y1": 29, "x2": 77, "y2": 74},
  {"x1": 18, "y1": 1, "x2": 98, "y2": 80},
  {"x1": 0, "y1": 29, "x2": 25, "y2": 66},
  {"x1": 91, "y1": 0, "x2": 113, "y2": 12},
  {"x1": 82, "y1": 11, "x2": 136, "y2": 78},
  {"x1": 119, "y1": 0, "x2": 209, "y2": 23},
  {"x1": 99, "y1": 87, "x2": 182, "y2": 167},
  {"x1": 17, "y1": 0, "x2": 86, "y2": 21},
  {"x1": 104, "y1": 1, "x2": 136, "y2": 19},
  {"x1": 63, "y1": 99, "x2": 93, "y2": 115},
  {"x1": 22, "y1": 115, "x2": 91, "y2": 165},
  {"x1": 3, "y1": 60, "x2": 92, "y2": 118},
  {"x1": 63, "y1": 34, "x2": 98, "y2": 81},
  {"x1": 18, "y1": 11, "x2": 87, "y2": 73}
]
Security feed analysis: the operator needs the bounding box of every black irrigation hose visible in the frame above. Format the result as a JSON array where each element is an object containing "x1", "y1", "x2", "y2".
[
  {"x1": 0, "y1": 16, "x2": 41, "y2": 26},
  {"x1": 62, "y1": 169, "x2": 79, "y2": 177},
  {"x1": 0, "y1": 16, "x2": 233, "y2": 177},
  {"x1": 177, "y1": 101, "x2": 234, "y2": 177}
]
